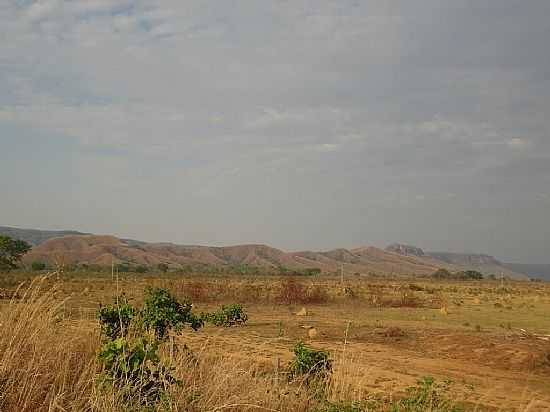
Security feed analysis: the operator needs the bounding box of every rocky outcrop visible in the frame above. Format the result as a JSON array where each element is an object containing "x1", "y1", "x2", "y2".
[{"x1": 386, "y1": 243, "x2": 425, "y2": 257}]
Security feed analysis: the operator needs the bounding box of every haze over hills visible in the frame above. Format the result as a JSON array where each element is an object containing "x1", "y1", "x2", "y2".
[
  {"x1": 502, "y1": 264, "x2": 550, "y2": 281},
  {"x1": 0, "y1": 226, "x2": 89, "y2": 246},
  {"x1": 386, "y1": 243, "x2": 529, "y2": 280},
  {"x1": 0, "y1": 226, "x2": 535, "y2": 279}
]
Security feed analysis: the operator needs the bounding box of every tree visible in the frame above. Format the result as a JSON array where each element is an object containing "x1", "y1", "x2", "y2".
[
  {"x1": 0, "y1": 235, "x2": 31, "y2": 270},
  {"x1": 157, "y1": 263, "x2": 169, "y2": 273},
  {"x1": 463, "y1": 270, "x2": 484, "y2": 280}
]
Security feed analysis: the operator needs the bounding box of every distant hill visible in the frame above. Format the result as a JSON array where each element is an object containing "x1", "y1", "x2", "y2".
[
  {"x1": 291, "y1": 246, "x2": 443, "y2": 275},
  {"x1": 386, "y1": 243, "x2": 529, "y2": 280},
  {"x1": 2, "y1": 226, "x2": 535, "y2": 280},
  {"x1": 0, "y1": 226, "x2": 88, "y2": 246},
  {"x1": 21, "y1": 234, "x2": 446, "y2": 276},
  {"x1": 503, "y1": 264, "x2": 550, "y2": 281}
]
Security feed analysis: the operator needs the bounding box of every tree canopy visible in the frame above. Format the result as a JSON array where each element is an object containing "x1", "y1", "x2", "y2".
[{"x1": 0, "y1": 235, "x2": 31, "y2": 270}]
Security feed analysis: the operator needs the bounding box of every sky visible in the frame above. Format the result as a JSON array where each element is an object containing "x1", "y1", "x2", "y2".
[{"x1": 1, "y1": 1, "x2": 549, "y2": 263}]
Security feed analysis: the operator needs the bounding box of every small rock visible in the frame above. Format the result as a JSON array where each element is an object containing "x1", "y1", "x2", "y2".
[
  {"x1": 308, "y1": 328, "x2": 318, "y2": 339},
  {"x1": 296, "y1": 307, "x2": 308, "y2": 316}
]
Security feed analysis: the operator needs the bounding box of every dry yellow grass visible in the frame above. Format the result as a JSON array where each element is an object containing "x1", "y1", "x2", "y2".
[
  {"x1": 1, "y1": 273, "x2": 550, "y2": 411},
  {"x1": 0, "y1": 275, "x2": 329, "y2": 412},
  {"x1": 0, "y1": 276, "x2": 97, "y2": 411}
]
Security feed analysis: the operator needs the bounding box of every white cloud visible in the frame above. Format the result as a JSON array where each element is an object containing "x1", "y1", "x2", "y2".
[{"x1": 1, "y1": 0, "x2": 549, "y2": 260}]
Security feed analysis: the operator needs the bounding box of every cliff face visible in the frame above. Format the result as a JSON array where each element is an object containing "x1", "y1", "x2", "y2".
[
  {"x1": 386, "y1": 244, "x2": 530, "y2": 280},
  {"x1": 386, "y1": 243, "x2": 426, "y2": 257}
]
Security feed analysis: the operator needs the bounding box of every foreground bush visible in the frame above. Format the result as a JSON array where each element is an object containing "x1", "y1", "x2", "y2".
[
  {"x1": 97, "y1": 336, "x2": 178, "y2": 407},
  {"x1": 142, "y1": 287, "x2": 203, "y2": 339},
  {"x1": 388, "y1": 377, "x2": 461, "y2": 412},
  {"x1": 202, "y1": 303, "x2": 249, "y2": 327},
  {"x1": 97, "y1": 295, "x2": 136, "y2": 340},
  {"x1": 289, "y1": 341, "x2": 332, "y2": 384}
]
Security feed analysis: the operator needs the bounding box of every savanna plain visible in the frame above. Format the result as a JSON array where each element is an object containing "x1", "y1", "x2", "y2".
[{"x1": 1, "y1": 271, "x2": 550, "y2": 412}]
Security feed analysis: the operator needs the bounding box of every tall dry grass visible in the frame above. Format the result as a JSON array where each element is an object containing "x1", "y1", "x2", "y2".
[
  {"x1": 1, "y1": 275, "x2": 546, "y2": 412},
  {"x1": 0, "y1": 276, "x2": 326, "y2": 412},
  {"x1": 0, "y1": 275, "x2": 97, "y2": 411}
]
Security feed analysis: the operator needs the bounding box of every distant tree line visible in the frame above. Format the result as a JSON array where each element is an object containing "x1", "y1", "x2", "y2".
[{"x1": 432, "y1": 268, "x2": 485, "y2": 280}]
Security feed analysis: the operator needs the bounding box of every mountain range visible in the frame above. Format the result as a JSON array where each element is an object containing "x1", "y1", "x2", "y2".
[{"x1": 0, "y1": 226, "x2": 537, "y2": 280}]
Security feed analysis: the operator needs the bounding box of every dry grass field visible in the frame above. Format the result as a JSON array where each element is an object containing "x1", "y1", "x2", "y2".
[{"x1": 1, "y1": 271, "x2": 550, "y2": 411}]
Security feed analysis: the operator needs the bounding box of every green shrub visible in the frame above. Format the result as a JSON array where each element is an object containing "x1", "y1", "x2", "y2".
[
  {"x1": 97, "y1": 295, "x2": 136, "y2": 340},
  {"x1": 314, "y1": 401, "x2": 370, "y2": 412},
  {"x1": 135, "y1": 265, "x2": 149, "y2": 274},
  {"x1": 203, "y1": 304, "x2": 248, "y2": 327},
  {"x1": 314, "y1": 377, "x2": 460, "y2": 412},
  {"x1": 302, "y1": 268, "x2": 322, "y2": 276},
  {"x1": 389, "y1": 377, "x2": 461, "y2": 412},
  {"x1": 433, "y1": 268, "x2": 483, "y2": 281},
  {"x1": 432, "y1": 269, "x2": 452, "y2": 279},
  {"x1": 88, "y1": 263, "x2": 105, "y2": 272},
  {"x1": 142, "y1": 287, "x2": 203, "y2": 339},
  {"x1": 97, "y1": 336, "x2": 178, "y2": 406},
  {"x1": 116, "y1": 263, "x2": 130, "y2": 273},
  {"x1": 461, "y1": 270, "x2": 483, "y2": 280},
  {"x1": 288, "y1": 341, "x2": 332, "y2": 382},
  {"x1": 0, "y1": 236, "x2": 31, "y2": 271},
  {"x1": 31, "y1": 261, "x2": 46, "y2": 271}
]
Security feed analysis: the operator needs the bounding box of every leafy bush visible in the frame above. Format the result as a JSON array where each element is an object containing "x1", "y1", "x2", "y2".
[
  {"x1": 433, "y1": 268, "x2": 483, "y2": 281},
  {"x1": 97, "y1": 336, "x2": 178, "y2": 406},
  {"x1": 458, "y1": 270, "x2": 483, "y2": 280},
  {"x1": 203, "y1": 304, "x2": 248, "y2": 327},
  {"x1": 314, "y1": 377, "x2": 460, "y2": 412},
  {"x1": 288, "y1": 341, "x2": 332, "y2": 382},
  {"x1": 116, "y1": 263, "x2": 130, "y2": 273},
  {"x1": 97, "y1": 295, "x2": 137, "y2": 340},
  {"x1": 96, "y1": 288, "x2": 204, "y2": 409},
  {"x1": 314, "y1": 401, "x2": 369, "y2": 412},
  {"x1": 389, "y1": 377, "x2": 461, "y2": 412},
  {"x1": 142, "y1": 287, "x2": 203, "y2": 339},
  {"x1": 135, "y1": 265, "x2": 149, "y2": 273},
  {"x1": 278, "y1": 267, "x2": 322, "y2": 276},
  {"x1": 157, "y1": 263, "x2": 169, "y2": 273},
  {"x1": 432, "y1": 269, "x2": 452, "y2": 279},
  {"x1": 303, "y1": 268, "x2": 322, "y2": 276},
  {"x1": 31, "y1": 261, "x2": 46, "y2": 271}
]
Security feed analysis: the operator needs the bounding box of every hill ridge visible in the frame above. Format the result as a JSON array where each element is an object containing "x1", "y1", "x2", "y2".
[{"x1": 1, "y1": 226, "x2": 531, "y2": 279}]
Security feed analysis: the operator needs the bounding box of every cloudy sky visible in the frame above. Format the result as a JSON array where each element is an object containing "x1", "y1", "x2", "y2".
[{"x1": 1, "y1": 1, "x2": 549, "y2": 263}]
